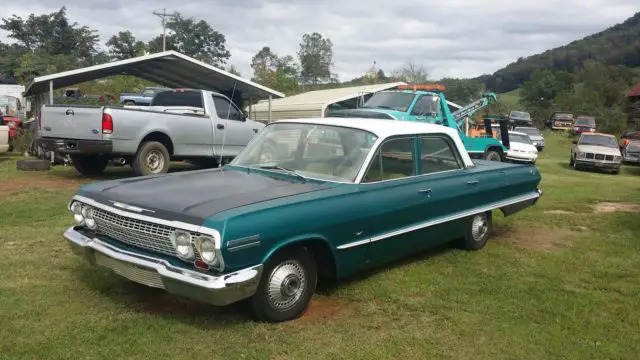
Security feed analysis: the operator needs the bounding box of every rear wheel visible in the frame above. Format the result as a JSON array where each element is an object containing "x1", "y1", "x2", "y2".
[
  {"x1": 123, "y1": 100, "x2": 135, "y2": 106},
  {"x1": 458, "y1": 211, "x2": 492, "y2": 251},
  {"x1": 483, "y1": 150, "x2": 502, "y2": 162},
  {"x1": 569, "y1": 154, "x2": 574, "y2": 166},
  {"x1": 70, "y1": 154, "x2": 108, "y2": 176},
  {"x1": 132, "y1": 141, "x2": 170, "y2": 176}
]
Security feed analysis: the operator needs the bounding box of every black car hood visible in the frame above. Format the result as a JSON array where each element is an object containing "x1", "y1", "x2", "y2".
[{"x1": 79, "y1": 167, "x2": 330, "y2": 224}]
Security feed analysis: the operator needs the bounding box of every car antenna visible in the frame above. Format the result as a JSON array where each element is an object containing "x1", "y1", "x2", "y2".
[{"x1": 218, "y1": 82, "x2": 237, "y2": 169}]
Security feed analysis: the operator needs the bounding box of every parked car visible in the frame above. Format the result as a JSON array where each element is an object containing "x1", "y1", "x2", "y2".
[
  {"x1": 570, "y1": 132, "x2": 622, "y2": 174},
  {"x1": 547, "y1": 111, "x2": 574, "y2": 130},
  {"x1": 63, "y1": 117, "x2": 543, "y2": 322},
  {"x1": 508, "y1": 111, "x2": 533, "y2": 127},
  {"x1": 120, "y1": 86, "x2": 171, "y2": 106},
  {"x1": 513, "y1": 126, "x2": 544, "y2": 151},
  {"x1": 504, "y1": 131, "x2": 538, "y2": 164},
  {"x1": 0, "y1": 95, "x2": 26, "y2": 151},
  {"x1": 622, "y1": 140, "x2": 640, "y2": 165},
  {"x1": 0, "y1": 124, "x2": 9, "y2": 154},
  {"x1": 38, "y1": 88, "x2": 264, "y2": 176},
  {"x1": 619, "y1": 129, "x2": 640, "y2": 150},
  {"x1": 572, "y1": 116, "x2": 596, "y2": 135}
]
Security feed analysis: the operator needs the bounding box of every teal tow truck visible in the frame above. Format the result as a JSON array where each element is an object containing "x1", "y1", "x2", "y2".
[{"x1": 327, "y1": 84, "x2": 510, "y2": 161}]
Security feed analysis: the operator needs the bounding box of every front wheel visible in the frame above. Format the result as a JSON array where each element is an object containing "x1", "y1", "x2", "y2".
[
  {"x1": 251, "y1": 247, "x2": 317, "y2": 323},
  {"x1": 483, "y1": 150, "x2": 502, "y2": 162}
]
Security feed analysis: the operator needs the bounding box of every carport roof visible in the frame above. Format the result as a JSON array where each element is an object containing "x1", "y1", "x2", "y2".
[{"x1": 23, "y1": 50, "x2": 284, "y2": 100}]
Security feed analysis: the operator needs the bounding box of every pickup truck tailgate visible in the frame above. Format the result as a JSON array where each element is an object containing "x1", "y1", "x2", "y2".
[{"x1": 40, "y1": 105, "x2": 105, "y2": 141}]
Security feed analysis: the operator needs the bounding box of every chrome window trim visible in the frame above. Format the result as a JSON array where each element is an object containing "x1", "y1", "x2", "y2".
[{"x1": 336, "y1": 190, "x2": 541, "y2": 250}]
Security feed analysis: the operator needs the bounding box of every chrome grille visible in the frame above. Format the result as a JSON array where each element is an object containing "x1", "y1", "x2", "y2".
[
  {"x1": 586, "y1": 153, "x2": 595, "y2": 159},
  {"x1": 595, "y1": 154, "x2": 605, "y2": 160},
  {"x1": 93, "y1": 207, "x2": 198, "y2": 259},
  {"x1": 605, "y1": 155, "x2": 614, "y2": 161}
]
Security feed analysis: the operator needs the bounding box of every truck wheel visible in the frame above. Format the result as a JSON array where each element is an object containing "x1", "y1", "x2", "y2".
[
  {"x1": 569, "y1": 155, "x2": 574, "y2": 166},
  {"x1": 483, "y1": 150, "x2": 502, "y2": 162},
  {"x1": 70, "y1": 154, "x2": 108, "y2": 176},
  {"x1": 458, "y1": 211, "x2": 492, "y2": 251},
  {"x1": 124, "y1": 100, "x2": 135, "y2": 106},
  {"x1": 133, "y1": 141, "x2": 170, "y2": 176},
  {"x1": 251, "y1": 246, "x2": 317, "y2": 323}
]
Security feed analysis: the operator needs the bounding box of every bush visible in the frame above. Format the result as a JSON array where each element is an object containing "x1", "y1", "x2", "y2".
[{"x1": 12, "y1": 127, "x2": 34, "y2": 154}]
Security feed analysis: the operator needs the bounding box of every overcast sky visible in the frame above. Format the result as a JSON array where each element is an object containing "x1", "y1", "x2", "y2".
[{"x1": 2, "y1": 1, "x2": 639, "y2": 81}]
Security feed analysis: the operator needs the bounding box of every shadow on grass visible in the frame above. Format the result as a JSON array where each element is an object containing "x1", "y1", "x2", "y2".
[
  {"x1": 623, "y1": 165, "x2": 640, "y2": 176},
  {"x1": 72, "y1": 242, "x2": 459, "y2": 326}
]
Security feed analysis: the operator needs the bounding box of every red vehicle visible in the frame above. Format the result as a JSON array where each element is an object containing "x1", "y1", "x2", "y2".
[
  {"x1": 0, "y1": 95, "x2": 25, "y2": 151},
  {"x1": 572, "y1": 116, "x2": 596, "y2": 135},
  {"x1": 619, "y1": 129, "x2": 640, "y2": 149}
]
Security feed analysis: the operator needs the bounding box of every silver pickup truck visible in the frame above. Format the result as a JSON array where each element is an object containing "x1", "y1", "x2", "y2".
[{"x1": 38, "y1": 89, "x2": 264, "y2": 176}]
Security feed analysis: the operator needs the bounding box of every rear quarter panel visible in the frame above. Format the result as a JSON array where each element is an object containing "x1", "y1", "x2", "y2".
[{"x1": 468, "y1": 160, "x2": 541, "y2": 207}]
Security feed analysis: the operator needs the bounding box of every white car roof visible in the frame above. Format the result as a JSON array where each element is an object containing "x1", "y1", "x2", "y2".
[
  {"x1": 274, "y1": 117, "x2": 462, "y2": 139},
  {"x1": 271, "y1": 117, "x2": 475, "y2": 168}
]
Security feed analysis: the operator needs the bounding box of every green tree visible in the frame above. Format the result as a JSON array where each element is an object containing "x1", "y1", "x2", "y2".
[
  {"x1": 440, "y1": 78, "x2": 483, "y2": 104},
  {"x1": 251, "y1": 47, "x2": 299, "y2": 94},
  {"x1": 520, "y1": 69, "x2": 574, "y2": 109},
  {"x1": 297, "y1": 32, "x2": 333, "y2": 85},
  {"x1": 391, "y1": 61, "x2": 429, "y2": 83},
  {"x1": 106, "y1": 31, "x2": 147, "y2": 60},
  {"x1": 147, "y1": 13, "x2": 231, "y2": 66}
]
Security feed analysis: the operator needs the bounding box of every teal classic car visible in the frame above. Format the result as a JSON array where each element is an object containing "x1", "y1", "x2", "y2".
[{"x1": 64, "y1": 117, "x2": 542, "y2": 322}]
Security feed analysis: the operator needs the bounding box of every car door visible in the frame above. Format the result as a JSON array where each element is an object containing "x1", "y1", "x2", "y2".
[
  {"x1": 211, "y1": 95, "x2": 260, "y2": 156},
  {"x1": 359, "y1": 135, "x2": 432, "y2": 265}
]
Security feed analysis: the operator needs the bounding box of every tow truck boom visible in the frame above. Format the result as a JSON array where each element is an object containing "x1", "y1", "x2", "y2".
[{"x1": 451, "y1": 92, "x2": 497, "y2": 129}]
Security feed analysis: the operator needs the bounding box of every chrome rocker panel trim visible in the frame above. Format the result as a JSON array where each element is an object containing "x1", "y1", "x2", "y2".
[
  {"x1": 64, "y1": 226, "x2": 262, "y2": 306},
  {"x1": 337, "y1": 189, "x2": 542, "y2": 250}
]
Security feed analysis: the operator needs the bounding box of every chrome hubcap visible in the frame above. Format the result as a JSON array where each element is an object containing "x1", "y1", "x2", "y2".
[
  {"x1": 471, "y1": 214, "x2": 489, "y2": 241},
  {"x1": 145, "y1": 150, "x2": 165, "y2": 173},
  {"x1": 267, "y1": 260, "x2": 306, "y2": 311}
]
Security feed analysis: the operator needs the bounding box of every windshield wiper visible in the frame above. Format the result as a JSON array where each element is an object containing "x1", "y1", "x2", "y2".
[{"x1": 257, "y1": 165, "x2": 307, "y2": 182}]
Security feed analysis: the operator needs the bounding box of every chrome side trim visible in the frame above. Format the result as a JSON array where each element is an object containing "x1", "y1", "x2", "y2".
[
  {"x1": 227, "y1": 235, "x2": 261, "y2": 252},
  {"x1": 336, "y1": 190, "x2": 541, "y2": 250}
]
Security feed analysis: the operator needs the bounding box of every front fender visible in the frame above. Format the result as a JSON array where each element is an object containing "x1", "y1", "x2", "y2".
[{"x1": 260, "y1": 233, "x2": 334, "y2": 265}]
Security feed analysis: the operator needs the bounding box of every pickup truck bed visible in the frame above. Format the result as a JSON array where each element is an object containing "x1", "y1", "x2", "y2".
[{"x1": 38, "y1": 89, "x2": 264, "y2": 176}]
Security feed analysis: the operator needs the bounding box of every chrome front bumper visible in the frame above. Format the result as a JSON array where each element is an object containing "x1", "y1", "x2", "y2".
[{"x1": 64, "y1": 227, "x2": 263, "y2": 306}]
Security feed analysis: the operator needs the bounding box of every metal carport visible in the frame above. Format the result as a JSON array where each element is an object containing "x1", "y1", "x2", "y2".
[{"x1": 23, "y1": 50, "x2": 284, "y2": 120}]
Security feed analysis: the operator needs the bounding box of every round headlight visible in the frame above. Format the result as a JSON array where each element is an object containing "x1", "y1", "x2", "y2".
[
  {"x1": 197, "y1": 236, "x2": 217, "y2": 265},
  {"x1": 170, "y1": 230, "x2": 194, "y2": 260},
  {"x1": 81, "y1": 206, "x2": 97, "y2": 230},
  {"x1": 71, "y1": 202, "x2": 84, "y2": 225}
]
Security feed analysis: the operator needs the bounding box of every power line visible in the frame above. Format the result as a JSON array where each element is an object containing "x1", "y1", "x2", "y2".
[{"x1": 152, "y1": 8, "x2": 178, "y2": 52}]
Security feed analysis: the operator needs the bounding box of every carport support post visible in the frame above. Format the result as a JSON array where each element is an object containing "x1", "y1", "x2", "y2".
[
  {"x1": 268, "y1": 95, "x2": 272, "y2": 123},
  {"x1": 48, "y1": 80, "x2": 53, "y2": 104}
]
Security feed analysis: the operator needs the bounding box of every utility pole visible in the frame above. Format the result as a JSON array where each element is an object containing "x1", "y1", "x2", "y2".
[{"x1": 152, "y1": 8, "x2": 178, "y2": 52}]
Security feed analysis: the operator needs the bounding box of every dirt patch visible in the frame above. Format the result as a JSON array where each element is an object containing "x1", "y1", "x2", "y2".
[
  {"x1": 492, "y1": 226, "x2": 579, "y2": 252},
  {"x1": 592, "y1": 202, "x2": 640, "y2": 213},
  {"x1": 0, "y1": 175, "x2": 84, "y2": 196},
  {"x1": 297, "y1": 297, "x2": 351, "y2": 323},
  {"x1": 544, "y1": 210, "x2": 576, "y2": 215}
]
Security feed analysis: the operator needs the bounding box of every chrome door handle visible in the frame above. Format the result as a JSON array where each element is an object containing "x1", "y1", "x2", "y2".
[
  {"x1": 418, "y1": 188, "x2": 432, "y2": 194},
  {"x1": 467, "y1": 180, "x2": 479, "y2": 185}
]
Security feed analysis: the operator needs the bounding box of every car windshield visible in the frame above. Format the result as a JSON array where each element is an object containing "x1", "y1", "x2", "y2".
[
  {"x1": 230, "y1": 122, "x2": 378, "y2": 183},
  {"x1": 554, "y1": 112, "x2": 573, "y2": 119},
  {"x1": 626, "y1": 142, "x2": 640, "y2": 152},
  {"x1": 509, "y1": 133, "x2": 533, "y2": 145},
  {"x1": 510, "y1": 111, "x2": 530, "y2": 120},
  {"x1": 362, "y1": 92, "x2": 416, "y2": 112},
  {"x1": 514, "y1": 127, "x2": 541, "y2": 136},
  {"x1": 579, "y1": 134, "x2": 618, "y2": 148},
  {"x1": 575, "y1": 117, "x2": 596, "y2": 127}
]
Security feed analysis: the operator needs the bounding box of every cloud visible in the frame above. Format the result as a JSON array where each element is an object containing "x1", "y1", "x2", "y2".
[{"x1": 1, "y1": 0, "x2": 638, "y2": 81}]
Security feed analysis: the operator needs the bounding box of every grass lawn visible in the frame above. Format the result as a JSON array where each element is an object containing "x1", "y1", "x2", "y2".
[
  {"x1": 498, "y1": 88, "x2": 521, "y2": 110},
  {"x1": 1, "y1": 132, "x2": 640, "y2": 360}
]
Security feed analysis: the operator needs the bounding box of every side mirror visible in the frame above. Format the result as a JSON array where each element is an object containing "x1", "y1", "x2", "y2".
[{"x1": 572, "y1": 139, "x2": 577, "y2": 144}]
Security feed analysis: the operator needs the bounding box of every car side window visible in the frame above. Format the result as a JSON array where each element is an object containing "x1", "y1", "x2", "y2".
[
  {"x1": 410, "y1": 96, "x2": 432, "y2": 116},
  {"x1": 419, "y1": 136, "x2": 462, "y2": 174},
  {"x1": 212, "y1": 96, "x2": 244, "y2": 121},
  {"x1": 363, "y1": 137, "x2": 416, "y2": 182}
]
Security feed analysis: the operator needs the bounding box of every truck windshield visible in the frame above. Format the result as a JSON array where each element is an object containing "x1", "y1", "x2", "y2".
[
  {"x1": 579, "y1": 134, "x2": 617, "y2": 148},
  {"x1": 554, "y1": 113, "x2": 573, "y2": 119},
  {"x1": 362, "y1": 92, "x2": 416, "y2": 112},
  {"x1": 510, "y1": 111, "x2": 530, "y2": 120},
  {"x1": 627, "y1": 142, "x2": 640, "y2": 152},
  {"x1": 231, "y1": 122, "x2": 378, "y2": 183},
  {"x1": 151, "y1": 90, "x2": 203, "y2": 108}
]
